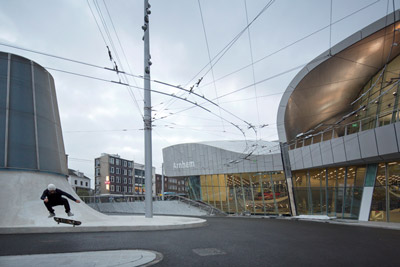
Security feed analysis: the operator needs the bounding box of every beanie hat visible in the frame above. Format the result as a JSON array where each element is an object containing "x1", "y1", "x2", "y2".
[{"x1": 48, "y1": 184, "x2": 56, "y2": 191}]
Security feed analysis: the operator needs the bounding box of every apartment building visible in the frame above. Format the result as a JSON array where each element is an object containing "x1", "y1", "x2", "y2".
[
  {"x1": 94, "y1": 153, "x2": 134, "y2": 195},
  {"x1": 94, "y1": 153, "x2": 156, "y2": 196},
  {"x1": 68, "y1": 169, "x2": 91, "y2": 195}
]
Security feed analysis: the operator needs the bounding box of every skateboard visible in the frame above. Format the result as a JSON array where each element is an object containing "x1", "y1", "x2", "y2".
[{"x1": 54, "y1": 217, "x2": 82, "y2": 227}]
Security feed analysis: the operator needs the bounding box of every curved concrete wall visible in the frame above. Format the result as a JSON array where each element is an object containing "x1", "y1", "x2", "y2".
[
  {"x1": 162, "y1": 143, "x2": 283, "y2": 177},
  {"x1": 0, "y1": 52, "x2": 67, "y2": 176},
  {"x1": 0, "y1": 171, "x2": 108, "y2": 227}
]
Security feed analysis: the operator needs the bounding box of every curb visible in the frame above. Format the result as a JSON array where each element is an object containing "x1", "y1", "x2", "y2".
[{"x1": 0, "y1": 220, "x2": 208, "y2": 234}]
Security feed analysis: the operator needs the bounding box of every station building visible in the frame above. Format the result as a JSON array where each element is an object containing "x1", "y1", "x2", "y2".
[
  {"x1": 278, "y1": 10, "x2": 400, "y2": 223},
  {"x1": 163, "y1": 11, "x2": 400, "y2": 222},
  {"x1": 162, "y1": 140, "x2": 292, "y2": 215}
]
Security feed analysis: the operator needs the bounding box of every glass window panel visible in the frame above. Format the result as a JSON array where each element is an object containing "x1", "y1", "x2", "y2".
[
  {"x1": 294, "y1": 188, "x2": 309, "y2": 215},
  {"x1": 327, "y1": 168, "x2": 337, "y2": 216},
  {"x1": 312, "y1": 133, "x2": 321, "y2": 144},
  {"x1": 272, "y1": 172, "x2": 290, "y2": 215},
  {"x1": 240, "y1": 173, "x2": 254, "y2": 213},
  {"x1": 387, "y1": 161, "x2": 400, "y2": 222},
  {"x1": 200, "y1": 175, "x2": 208, "y2": 203},
  {"x1": 335, "y1": 168, "x2": 346, "y2": 217},
  {"x1": 8, "y1": 56, "x2": 36, "y2": 169},
  {"x1": 207, "y1": 175, "x2": 216, "y2": 206},
  {"x1": 233, "y1": 174, "x2": 245, "y2": 214},
  {"x1": 342, "y1": 166, "x2": 365, "y2": 219},
  {"x1": 370, "y1": 163, "x2": 387, "y2": 221},
  {"x1": 322, "y1": 130, "x2": 333, "y2": 141},
  {"x1": 309, "y1": 169, "x2": 325, "y2": 215},
  {"x1": 292, "y1": 171, "x2": 309, "y2": 215},
  {"x1": 0, "y1": 53, "x2": 8, "y2": 167},
  {"x1": 252, "y1": 173, "x2": 264, "y2": 215},
  {"x1": 365, "y1": 164, "x2": 378, "y2": 186},
  {"x1": 304, "y1": 137, "x2": 312, "y2": 146},
  {"x1": 34, "y1": 64, "x2": 60, "y2": 173}
]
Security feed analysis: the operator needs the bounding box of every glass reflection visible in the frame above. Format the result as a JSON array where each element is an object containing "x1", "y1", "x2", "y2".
[
  {"x1": 195, "y1": 171, "x2": 289, "y2": 215},
  {"x1": 293, "y1": 166, "x2": 365, "y2": 219}
]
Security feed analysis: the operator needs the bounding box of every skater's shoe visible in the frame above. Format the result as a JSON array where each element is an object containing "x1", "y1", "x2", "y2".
[
  {"x1": 67, "y1": 212, "x2": 74, "y2": 217},
  {"x1": 48, "y1": 212, "x2": 55, "y2": 218}
]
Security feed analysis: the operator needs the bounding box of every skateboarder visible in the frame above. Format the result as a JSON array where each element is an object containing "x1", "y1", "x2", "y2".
[{"x1": 41, "y1": 184, "x2": 81, "y2": 218}]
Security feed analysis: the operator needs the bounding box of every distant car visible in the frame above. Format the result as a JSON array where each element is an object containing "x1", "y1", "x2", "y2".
[{"x1": 256, "y1": 192, "x2": 280, "y2": 200}]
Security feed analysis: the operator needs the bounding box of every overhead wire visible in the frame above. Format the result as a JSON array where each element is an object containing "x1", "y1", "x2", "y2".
[
  {"x1": 197, "y1": 0, "x2": 226, "y2": 132},
  {"x1": 158, "y1": 0, "x2": 275, "y2": 114},
  {"x1": 2, "y1": 0, "x2": 394, "y2": 159},
  {"x1": 244, "y1": 0, "x2": 261, "y2": 127},
  {"x1": 199, "y1": 0, "x2": 382, "y2": 89},
  {"x1": 88, "y1": 0, "x2": 144, "y2": 118}
]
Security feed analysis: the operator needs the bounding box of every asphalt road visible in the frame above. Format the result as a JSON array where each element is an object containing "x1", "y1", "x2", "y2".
[{"x1": 0, "y1": 217, "x2": 399, "y2": 267}]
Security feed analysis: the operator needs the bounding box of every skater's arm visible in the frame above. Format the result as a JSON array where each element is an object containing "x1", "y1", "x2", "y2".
[
  {"x1": 58, "y1": 189, "x2": 78, "y2": 202},
  {"x1": 40, "y1": 190, "x2": 48, "y2": 200}
]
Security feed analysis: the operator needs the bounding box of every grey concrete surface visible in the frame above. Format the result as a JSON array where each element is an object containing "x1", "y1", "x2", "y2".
[
  {"x1": 0, "y1": 215, "x2": 207, "y2": 234},
  {"x1": 1, "y1": 217, "x2": 399, "y2": 267}
]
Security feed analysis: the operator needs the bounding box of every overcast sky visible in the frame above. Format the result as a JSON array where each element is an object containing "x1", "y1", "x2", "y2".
[{"x1": 0, "y1": 0, "x2": 399, "y2": 185}]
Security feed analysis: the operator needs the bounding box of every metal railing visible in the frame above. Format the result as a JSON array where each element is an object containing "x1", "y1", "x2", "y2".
[
  {"x1": 292, "y1": 109, "x2": 399, "y2": 149},
  {"x1": 163, "y1": 195, "x2": 227, "y2": 216}
]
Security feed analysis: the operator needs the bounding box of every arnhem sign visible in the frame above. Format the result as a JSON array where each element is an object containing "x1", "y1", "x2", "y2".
[{"x1": 173, "y1": 161, "x2": 195, "y2": 169}]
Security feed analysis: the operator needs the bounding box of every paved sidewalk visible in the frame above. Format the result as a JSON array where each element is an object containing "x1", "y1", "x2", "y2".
[
  {"x1": 0, "y1": 249, "x2": 163, "y2": 267},
  {"x1": 272, "y1": 215, "x2": 400, "y2": 230}
]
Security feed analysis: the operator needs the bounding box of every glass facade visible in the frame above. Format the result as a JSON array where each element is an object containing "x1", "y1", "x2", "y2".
[
  {"x1": 293, "y1": 166, "x2": 365, "y2": 219},
  {"x1": 370, "y1": 161, "x2": 400, "y2": 222},
  {"x1": 183, "y1": 171, "x2": 290, "y2": 215}
]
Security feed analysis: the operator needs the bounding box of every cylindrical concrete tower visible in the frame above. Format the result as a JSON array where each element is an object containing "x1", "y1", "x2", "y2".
[
  {"x1": 0, "y1": 52, "x2": 109, "y2": 228},
  {"x1": 0, "y1": 51, "x2": 67, "y2": 176}
]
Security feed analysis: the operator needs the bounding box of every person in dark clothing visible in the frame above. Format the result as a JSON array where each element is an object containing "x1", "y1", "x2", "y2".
[{"x1": 41, "y1": 184, "x2": 80, "y2": 217}]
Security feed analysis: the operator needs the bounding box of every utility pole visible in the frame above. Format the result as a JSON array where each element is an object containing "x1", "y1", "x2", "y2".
[
  {"x1": 161, "y1": 163, "x2": 165, "y2": 201},
  {"x1": 143, "y1": 0, "x2": 153, "y2": 218}
]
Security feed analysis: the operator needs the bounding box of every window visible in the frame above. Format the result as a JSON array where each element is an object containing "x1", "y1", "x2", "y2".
[
  {"x1": 111, "y1": 185, "x2": 114, "y2": 191},
  {"x1": 129, "y1": 178, "x2": 132, "y2": 184},
  {"x1": 128, "y1": 170, "x2": 132, "y2": 176},
  {"x1": 128, "y1": 187, "x2": 132, "y2": 193},
  {"x1": 80, "y1": 181, "x2": 83, "y2": 186},
  {"x1": 124, "y1": 178, "x2": 127, "y2": 184},
  {"x1": 117, "y1": 176, "x2": 121, "y2": 183},
  {"x1": 123, "y1": 169, "x2": 127, "y2": 175},
  {"x1": 74, "y1": 180, "x2": 77, "y2": 185},
  {"x1": 110, "y1": 157, "x2": 115, "y2": 164},
  {"x1": 116, "y1": 185, "x2": 120, "y2": 192},
  {"x1": 124, "y1": 161, "x2": 127, "y2": 167},
  {"x1": 95, "y1": 159, "x2": 100, "y2": 166},
  {"x1": 95, "y1": 168, "x2": 100, "y2": 176},
  {"x1": 116, "y1": 159, "x2": 120, "y2": 165},
  {"x1": 110, "y1": 167, "x2": 114, "y2": 173},
  {"x1": 116, "y1": 168, "x2": 120, "y2": 174},
  {"x1": 86, "y1": 182, "x2": 88, "y2": 186},
  {"x1": 111, "y1": 176, "x2": 115, "y2": 182},
  {"x1": 124, "y1": 186, "x2": 127, "y2": 192},
  {"x1": 128, "y1": 162, "x2": 132, "y2": 168}
]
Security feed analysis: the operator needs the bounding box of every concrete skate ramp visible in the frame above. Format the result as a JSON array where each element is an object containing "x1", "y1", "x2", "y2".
[{"x1": 0, "y1": 171, "x2": 206, "y2": 234}]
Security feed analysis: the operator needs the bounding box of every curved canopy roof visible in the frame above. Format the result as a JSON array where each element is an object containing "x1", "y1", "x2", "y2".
[{"x1": 277, "y1": 11, "x2": 400, "y2": 143}]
